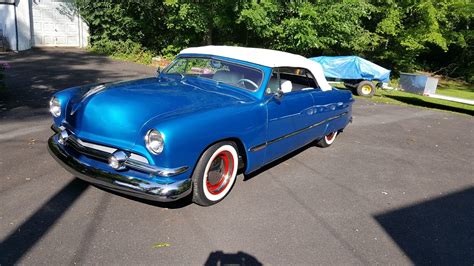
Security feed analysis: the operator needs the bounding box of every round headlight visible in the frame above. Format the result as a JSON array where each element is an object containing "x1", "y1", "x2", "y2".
[
  {"x1": 145, "y1": 129, "x2": 164, "y2": 155},
  {"x1": 49, "y1": 96, "x2": 61, "y2": 117}
]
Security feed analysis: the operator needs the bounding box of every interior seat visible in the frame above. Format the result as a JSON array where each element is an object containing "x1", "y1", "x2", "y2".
[
  {"x1": 213, "y1": 70, "x2": 244, "y2": 84},
  {"x1": 267, "y1": 78, "x2": 292, "y2": 93},
  {"x1": 280, "y1": 80, "x2": 292, "y2": 93}
]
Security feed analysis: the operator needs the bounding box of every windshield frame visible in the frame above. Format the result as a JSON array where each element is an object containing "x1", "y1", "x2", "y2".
[{"x1": 162, "y1": 55, "x2": 265, "y2": 92}]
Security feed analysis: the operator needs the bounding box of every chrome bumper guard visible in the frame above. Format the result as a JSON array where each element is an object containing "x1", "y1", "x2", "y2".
[{"x1": 48, "y1": 126, "x2": 192, "y2": 202}]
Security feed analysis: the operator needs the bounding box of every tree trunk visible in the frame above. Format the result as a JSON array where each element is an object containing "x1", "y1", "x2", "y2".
[{"x1": 204, "y1": 22, "x2": 213, "y2": 45}]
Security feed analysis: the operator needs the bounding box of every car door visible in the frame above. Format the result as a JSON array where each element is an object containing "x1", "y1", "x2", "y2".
[
  {"x1": 264, "y1": 69, "x2": 315, "y2": 163},
  {"x1": 303, "y1": 68, "x2": 348, "y2": 138}
]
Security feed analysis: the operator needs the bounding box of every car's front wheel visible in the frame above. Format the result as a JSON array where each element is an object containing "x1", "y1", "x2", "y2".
[{"x1": 192, "y1": 141, "x2": 239, "y2": 206}]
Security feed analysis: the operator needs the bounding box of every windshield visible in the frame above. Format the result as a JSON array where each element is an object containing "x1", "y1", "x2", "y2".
[{"x1": 164, "y1": 57, "x2": 264, "y2": 91}]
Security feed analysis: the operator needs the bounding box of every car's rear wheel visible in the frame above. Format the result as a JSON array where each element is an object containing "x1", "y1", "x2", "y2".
[
  {"x1": 316, "y1": 131, "x2": 338, "y2": 148},
  {"x1": 192, "y1": 141, "x2": 239, "y2": 206}
]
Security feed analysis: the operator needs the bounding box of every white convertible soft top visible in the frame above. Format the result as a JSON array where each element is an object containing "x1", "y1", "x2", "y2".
[{"x1": 180, "y1": 46, "x2": 332, "y2": 91}]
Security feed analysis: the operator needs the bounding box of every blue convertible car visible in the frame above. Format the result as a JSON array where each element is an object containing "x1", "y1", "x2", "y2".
[{"x1": 48, "y1": 46, "x2": 353, "y2": 206}]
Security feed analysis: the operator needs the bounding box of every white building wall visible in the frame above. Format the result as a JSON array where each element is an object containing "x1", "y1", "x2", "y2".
[
  {"x1": 0, "y1": 0, "x2": 88, "y2": 51},
  {"x1": 17, "y1": 0, "x2": 31, "y2": 50},
  {"x1": 0, "y1": 4, "x2": 16, "y2": 50},
  {"x1": 0, "y1": 0, "x2": 31, "y2": 51},
  {"x1": 79, "y1": 16, "x2": 89, "y2": 48}
]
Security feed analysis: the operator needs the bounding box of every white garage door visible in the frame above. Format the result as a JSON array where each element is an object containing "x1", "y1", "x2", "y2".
[{"x1": 32, "y1": 0, "x2": 84, "y2": 47}]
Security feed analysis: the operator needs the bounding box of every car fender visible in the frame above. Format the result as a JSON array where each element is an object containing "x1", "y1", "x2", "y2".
[{"x1": 136, "y1": 101, "x2": 268, "y2": 176}]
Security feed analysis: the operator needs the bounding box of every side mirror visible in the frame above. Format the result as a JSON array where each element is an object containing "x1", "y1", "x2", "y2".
[
  {"x1": 274, "y1": 90, "x2": 284, "y2": 100},
  {"x1": 156, "y1": 67, "x2": 162, "y2": 77}
]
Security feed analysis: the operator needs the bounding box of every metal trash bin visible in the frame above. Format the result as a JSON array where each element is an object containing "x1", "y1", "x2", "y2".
[{"x1": 400, "y1": 73, "x2": 439, "y2": 95}]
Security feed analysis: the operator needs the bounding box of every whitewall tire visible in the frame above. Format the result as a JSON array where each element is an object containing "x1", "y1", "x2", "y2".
[
  {"x1": 192, "y1": 142, "x2": 239, "y2": 206},
  {"x1": 316, "y1": 131, "x2": 338, "y2": 148}
]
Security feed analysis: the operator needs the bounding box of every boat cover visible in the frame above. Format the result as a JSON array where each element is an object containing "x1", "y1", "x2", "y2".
[{"x1": 309, "y1": 56, "x2": 390, "y2": 82}]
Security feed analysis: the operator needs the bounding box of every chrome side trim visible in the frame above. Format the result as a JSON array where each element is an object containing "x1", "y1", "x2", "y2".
[{"x1": 249, "y1": 112, "x2": 348, "y2": 152}]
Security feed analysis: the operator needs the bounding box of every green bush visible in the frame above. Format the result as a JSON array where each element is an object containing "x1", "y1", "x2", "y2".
[
  {"x1": 161, "y1": 45, "x2": 182, "y2": 61},
  {"x1": 90, "y1": 39, "x2": 154, "y2": 65}
]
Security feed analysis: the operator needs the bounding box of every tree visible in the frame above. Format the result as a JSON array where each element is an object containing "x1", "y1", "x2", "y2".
[{"x1": 74, "y1": 0, "x2": 473, "y2": 81}]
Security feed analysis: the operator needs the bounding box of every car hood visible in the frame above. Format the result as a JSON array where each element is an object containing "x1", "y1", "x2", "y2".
[{"x1": 64, "y1": 77, "x2": 254, "y2": 150}]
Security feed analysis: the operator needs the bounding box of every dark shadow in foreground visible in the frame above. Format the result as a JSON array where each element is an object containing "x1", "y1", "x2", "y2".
[
  {"x1": 374, "y1": 186, "x2": 474, "y2": 266},
  {"x1": 383, "y1": 95, "x2": 474, "y2": 116},
  {"x1": 205, "y1": 251, "x2": 263, "y2": 266},
  {"x1": 0, "y1": 179, "x2": 89, "y2": 265}
]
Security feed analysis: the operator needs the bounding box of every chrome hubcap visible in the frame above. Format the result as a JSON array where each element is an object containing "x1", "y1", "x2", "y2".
[
  {"x1": 206, "y1": 151, "x2": 234, "y2": 195},
  {"x1": 325, "y1": 132, "x2": 335, "y2": 142}
]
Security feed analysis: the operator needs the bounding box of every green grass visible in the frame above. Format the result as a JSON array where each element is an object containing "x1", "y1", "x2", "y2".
[{"x1": 436, "y1": 79, "x2": 474, "y2": 100}]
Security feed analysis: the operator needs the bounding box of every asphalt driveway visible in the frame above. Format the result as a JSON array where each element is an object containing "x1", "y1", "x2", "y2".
[{"x1": 0, "y1": 48, "x2": 473, "y2": 265}]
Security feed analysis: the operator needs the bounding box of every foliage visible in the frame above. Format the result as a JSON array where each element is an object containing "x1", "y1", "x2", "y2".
[
  {"x1": 238, "y1": 1, "x2": 380, "y2": 56},
  {"x1": 161, "y1": 45, "x2": 184, "y2": 61},
  {"x1": 74, "y1": 0, "x2": 472, "y2": 82},
  {"x1": 370, "y1": 0, "x2": 472, "y2": 77},
  {"x1": 90, "y1": 39, "x2": 154, "y2": 65}
]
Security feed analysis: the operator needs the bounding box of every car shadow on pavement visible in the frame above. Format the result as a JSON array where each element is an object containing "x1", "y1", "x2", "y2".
[
  {"x1": 0, "y1": 179, "x2": 89, "y2": 265},
  {"x1": 204, "y1": 251, "x2": 263, "y2": 266},
  {"x1": 374, "y1": 186, "x2": 474, "y2": 265}
]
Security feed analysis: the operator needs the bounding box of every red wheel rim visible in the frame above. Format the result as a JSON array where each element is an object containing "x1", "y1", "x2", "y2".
[
  {"x1": 206, "y1": 151, "x2": 234, "y2": 195},
  {"x1": 325, "y1": 132, "x2": 335, "y2": 142}
]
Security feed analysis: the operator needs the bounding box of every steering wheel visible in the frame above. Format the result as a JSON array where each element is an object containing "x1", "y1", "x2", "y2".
[{"x1": 237, "y1": 79, "x2": 259, "y2": 90}]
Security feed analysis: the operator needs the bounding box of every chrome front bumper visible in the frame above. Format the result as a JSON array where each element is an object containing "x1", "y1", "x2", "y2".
[{"x1": 48, "y1": 129, "x2": 192, "y2": 202}]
